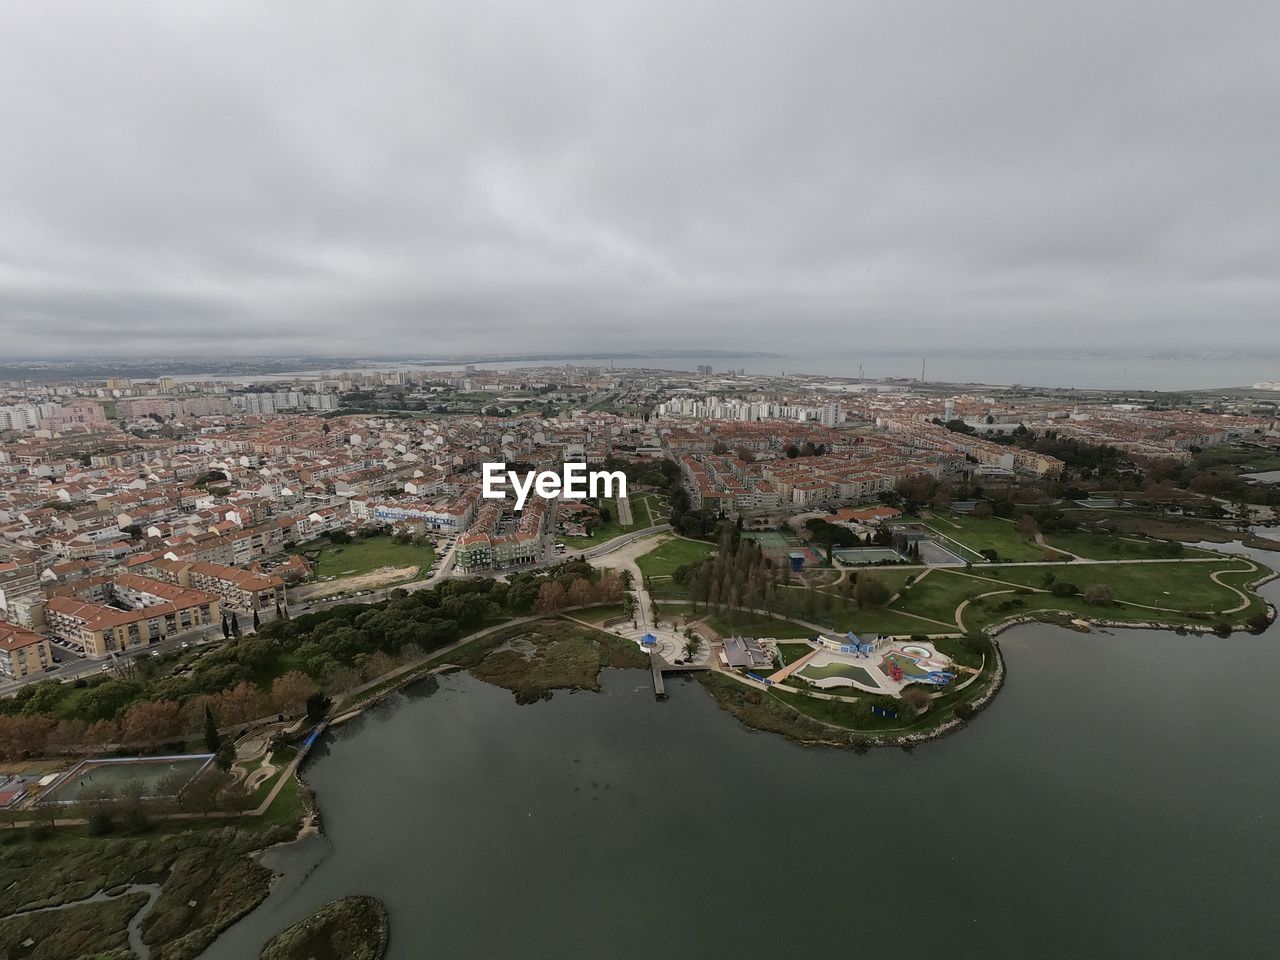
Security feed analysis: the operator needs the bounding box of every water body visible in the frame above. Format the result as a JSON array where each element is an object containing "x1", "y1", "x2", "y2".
[
  {"x1": 202, "y1": 571, "x2": 1280, "y2": 960},
  {"x1": 395, "y1": 352, "x2": 1280, "y2": 391},
  {"x1": 153, "y1": 352, "x2": 1280, "y2": 391}
]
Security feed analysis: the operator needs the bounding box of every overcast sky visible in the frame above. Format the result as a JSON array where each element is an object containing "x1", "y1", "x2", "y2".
[{"x1": 1, "y1": 0, "x2": 1278, "y2": 361}]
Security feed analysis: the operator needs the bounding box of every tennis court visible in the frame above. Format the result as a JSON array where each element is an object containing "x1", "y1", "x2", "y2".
[{"x1": 833, "y1": 546, "x2": 902, "y2": 564}]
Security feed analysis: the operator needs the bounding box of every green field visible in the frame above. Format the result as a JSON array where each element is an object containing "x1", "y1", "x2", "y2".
[
  {"x1": 890, "y1": 570, "x2": 995, "y2": 624},
  {"x1": 777, "y1": 642, "x2": 816, "y2": 665},
  {"x1": 636, "y1": 537, "x2": 715, "y2": 578},
  {"x1": 873, "y1": 557, "x2": 1269, "y2": 633},
  {"x1": 981, "y1": 561, "x2": 1254, "y2": 615},
  {"x1": 704, "y1": 610, "x2": 812, "y2": 639},
  {"x1": 702, "y1": 554, "x2": 1270, "y2": 638},
  {"x1": 919, "y1": 515, "x2": 1047, "y2": 562},
  {"x1": 305, "y1": 535, "x2": 434, "y2": 581},
  {"x1": 1043, "y1": 530, "x2": 1218, "y2": 561},
  {"x1": 631, "y1": 491, "x2": 671, "y2": 525},
  {"x1": 570, "y1": 603, "x2": 631, "y2": 624}
]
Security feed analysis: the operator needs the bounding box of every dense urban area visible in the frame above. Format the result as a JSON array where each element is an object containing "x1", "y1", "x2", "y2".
[{"x1": 1, "y1": 361, "x2": 1278, "y2": 958}]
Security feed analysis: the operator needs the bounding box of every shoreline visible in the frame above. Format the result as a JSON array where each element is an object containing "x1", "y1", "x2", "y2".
[{"x1": 205, "y1": 578, "x2": 1279, "y2": 955}]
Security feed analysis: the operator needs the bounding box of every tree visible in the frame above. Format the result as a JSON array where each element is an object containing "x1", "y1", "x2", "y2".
[
  {"x1": 82, "y1": 719, "x2": 120, "y2": 751},
  {"x1": 0, "y1": 715, "x2": 58, "y2": 761},
  {"x1": 230, "y1": 614, "x2": 242, "y2": 638},
  {"x1": 971, "y1": 500, "x2": 993, "y2": 518},
  {"x1": 566, "y1": 578, "x2": 595, "y2": 608},
  {"x1": 682, "y1": 635, "x2": 700, "y2": 660},
  {"x1": 853, "y1": 574, "x2": 891, "y2": 609},
  {"x1": 534, "y1": 580, "x2": 567, "y2": 613},
  {"x1": 272, "y1": 671, "x2": 321, "y2": 716},
  {"x1": 216, "y1": 682, "x2": 268, "y2": 724},
  {"x1": 221, "y1": 614, "x2": 230, "y2": 640},
  {"x1": 252, "y1": 608, "x2": 261, "y2": 630},
  {"x1": 1083, "y1": 584, "x2": 1114, "y2": 605},
  {"x1": 121, "y1": 700, "x2": 183, "y2": 750},
  {"x1": 215, "y1": 740, "x2": 236, "y2": 772},
  {"x1": 595, "y1": 573, "x2": 624, "y2": 604},
  {"x1": 202, "y1": 706, "x2": 221, "y2": 754},
  {"x1": 1015, "y1": 514, "x2": 1040, "y2": 539},
  {"x1": 306, "y1": 692, "x2": 331, "y2": 722},
  {"x1": 900, "y1": 686, "x2": 932, "y2": 717}
]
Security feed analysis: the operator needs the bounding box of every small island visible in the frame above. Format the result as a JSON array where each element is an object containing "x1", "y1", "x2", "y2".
[{"x1": 259, "y1": 895, "x2": 389, "y2": 960}]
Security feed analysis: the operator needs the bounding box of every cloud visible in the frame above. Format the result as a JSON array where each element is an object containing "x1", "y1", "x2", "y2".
[{"x1": 1, "y1": 0, "x2": 1277, "y2": 360}]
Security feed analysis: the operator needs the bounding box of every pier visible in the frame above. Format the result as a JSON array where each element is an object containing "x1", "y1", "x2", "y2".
[{"x1": 649, "y1": 653, "x2": 708, "y2": 699}]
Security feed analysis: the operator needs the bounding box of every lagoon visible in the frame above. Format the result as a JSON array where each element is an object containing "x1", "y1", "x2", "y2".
[{"x1": 203, "y1": 579, "x2": 1280, "y2": 960}]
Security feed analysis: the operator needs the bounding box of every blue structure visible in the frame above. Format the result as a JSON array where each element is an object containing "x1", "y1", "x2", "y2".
[
  {"x1": 788, "y1": 552, "x2": 806, "y2": 572},
  {"x1": 640, "y1": 633, "x2": 657, "y2": 647},
  {"x1": 838, "y1": 631, "x2": 882, "y2": 657}
]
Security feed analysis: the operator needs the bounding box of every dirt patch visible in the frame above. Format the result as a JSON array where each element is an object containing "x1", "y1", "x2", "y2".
[{"x1": 291, "y1": 565, "x2": 419, "y2": 600}]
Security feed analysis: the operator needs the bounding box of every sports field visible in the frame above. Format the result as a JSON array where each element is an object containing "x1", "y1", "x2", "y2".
[
  {"x1": 42, "y1": 754, "x2": 213, "y2": 804},
  {"x1": 636, "y1": 537, "x2": 715, "y2": 578}
]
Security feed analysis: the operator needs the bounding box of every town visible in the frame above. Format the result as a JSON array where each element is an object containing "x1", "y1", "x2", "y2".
[{"x1": 1, "y1": 360, "x2": 1279, "y2": 957}]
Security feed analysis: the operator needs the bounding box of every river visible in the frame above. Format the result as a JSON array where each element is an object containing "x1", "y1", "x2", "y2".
[{"x1": 202, "y1": 576, "x2": 1280, "y2": 959}]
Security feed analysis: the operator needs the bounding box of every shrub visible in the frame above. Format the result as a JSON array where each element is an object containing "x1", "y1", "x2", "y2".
[
  {"x1": 87, "y1": 812, "x2": 115, "y2": 836},
  {"x1": 1083, "y1": 584, "x2": 1114, "y2": 605}
]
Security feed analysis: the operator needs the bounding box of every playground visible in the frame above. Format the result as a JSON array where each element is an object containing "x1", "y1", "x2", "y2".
[
  {"x1": 788, "y1": 637, "x2": 958, "y2": 694},
  {"x1": 40, "y1": 754, "x2": 214, "y2": 805}
]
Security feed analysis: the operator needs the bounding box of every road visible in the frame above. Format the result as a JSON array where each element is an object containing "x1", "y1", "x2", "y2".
[{"x1": 0, "y1": 621, "x2": 229, "y2": 698}]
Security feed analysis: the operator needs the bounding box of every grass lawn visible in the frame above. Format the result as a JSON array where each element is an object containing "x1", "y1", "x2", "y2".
[
  {"x1": 1192, "y1": 445, "x2": 1280, "y2": 473},
  {"x1": 631, "y1": 491, "x2": 671, "y2": 525},
  {"x1": 703, "y1": 610, "x2": 813, "y2": 639},
  {"x1": 1043, "y1": 530, "x2": 1218, "y2": 561},
  {"x1": 305, "y1": 534, "x2": 434, "y2": 581},
  {"x1": 919, "y1": 514, "x2": 1047, "y2": 562},
  {"x1": 777, "y1": 642, "x2": 815, "y2": 665},
  {"x1": 890, "y1": 570, "x2": 999, "y2": 624},
  {"x1": 842, "y1": 569, "x2": 919, "y2": 597},
  {"x1": 769, "y1": 583, "x2": 950, "y2": 635},
  {"x1": 823, "y1": 604, "x2": 952, "y2": 636},
  {"x1": 636, "y1": 536, "x2": 715, "y2": 578},
  {"x1": 570, "y1": 603, "x2": 630, "y2": 624},
  {"x1": 983, "y1": 560, "x2": 1257, "y2": 615}
]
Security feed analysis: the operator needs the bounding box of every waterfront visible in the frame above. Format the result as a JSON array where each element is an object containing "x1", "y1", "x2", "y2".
[
  {"x1": 203, "y1": 576, "x2": 1280, "y2": 960},
  {"x1": 99, "y1": 351, "x2": 1280, "y2": 392}
]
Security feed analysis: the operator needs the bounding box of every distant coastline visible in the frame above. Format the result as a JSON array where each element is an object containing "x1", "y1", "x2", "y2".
[{"x1": 2, "y1": 350, "x2": 1276, "y2": 391}]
